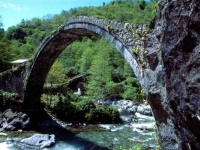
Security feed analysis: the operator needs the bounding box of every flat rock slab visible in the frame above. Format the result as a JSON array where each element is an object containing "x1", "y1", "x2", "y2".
[{"x1": 20, "y1": 134, "x2": 55, "y2": 148}]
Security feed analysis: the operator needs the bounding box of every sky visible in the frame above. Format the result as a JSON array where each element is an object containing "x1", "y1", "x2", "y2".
[{"x1": 0, "y1": 0, "x2": 112, "y2": 30}]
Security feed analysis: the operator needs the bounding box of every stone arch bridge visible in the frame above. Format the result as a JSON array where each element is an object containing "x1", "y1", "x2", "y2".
[
  {"x1": 24, "y1": 16, "x2": 149, "y2": 107},
  {"x1": 1, "y1": 0, "x2": 200, "y2": 148}
]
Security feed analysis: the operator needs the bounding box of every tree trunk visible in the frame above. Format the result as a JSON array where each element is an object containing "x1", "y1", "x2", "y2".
[{"x1": 145, "y1": 0, "x2": 200, "y2": 149}]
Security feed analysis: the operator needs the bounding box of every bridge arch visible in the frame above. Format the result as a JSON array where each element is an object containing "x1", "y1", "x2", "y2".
[{"x1": 24, "y1": 16, "x2": 146, "y2": 109}]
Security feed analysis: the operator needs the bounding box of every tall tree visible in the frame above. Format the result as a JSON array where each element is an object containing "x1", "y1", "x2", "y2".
[
  {"x1": 79, "y1": 47, "x2": 95, "y2": 73},
  {"x1": 86, "y1": 48, "x2": 111, "y2": 102},
  {"x1": 45, "y1": 60, "x2": 66, "y2": 84}
]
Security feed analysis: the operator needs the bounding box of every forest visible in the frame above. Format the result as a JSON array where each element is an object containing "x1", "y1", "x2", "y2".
[{"x1": 0, "y1": 0, "x2": 157, "y2": 111}]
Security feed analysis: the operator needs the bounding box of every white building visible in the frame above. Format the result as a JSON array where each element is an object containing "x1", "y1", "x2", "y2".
[{"x1": 10, "y1": 59, "x2": 28, "y2": 69}]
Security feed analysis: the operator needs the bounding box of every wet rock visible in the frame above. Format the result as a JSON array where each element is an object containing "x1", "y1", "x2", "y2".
[
  {"x1": 132, "y1": 123, "x2": 155, "y2": 132},
  {"x1": 125, "y1": 100, "x2": 134, "y2": 109},
  {"x1": 20, "y1": 134, "x2": 55, "y2": 148},
  {"x1": 98, "y1": 124, "x2": 112, "y2": 130},
  {"x1": 0, "y1": 133, "x2": 7, "y2": 136},
  {"x1": 0, "y1": 109, "x2": 30, "y2": 131},
  {"x1": 127, "y1": 107, "x2": 137, "y2": 115},
  {"x1": 6, "y1": 137, "x2": 14, "y2": 144},
  {"x1": 119, "y1": 108, "x2": 134, "y2": 123},
  {"x1": 105, "y1": 99, "x2": 113, "y2": 105},
  {"x1": 137, "y1": 105, "x2": 152, "y2": 116},
  {"x1": 105, "y1": 99, "x2": 152, "y2": 122}
]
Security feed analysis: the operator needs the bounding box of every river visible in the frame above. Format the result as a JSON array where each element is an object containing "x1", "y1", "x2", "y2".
[{"x1": 0, "y1": 112, "x2": 157, "y2": 150}]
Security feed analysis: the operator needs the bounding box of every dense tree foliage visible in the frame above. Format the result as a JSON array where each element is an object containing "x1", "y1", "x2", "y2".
[
  {"x1": 51, "y1": 93, "x2": 120, "y2": 123},
  {"x1": 0, "y1": 0, "x2": 156, "y2": 101},
  {"x1": 45, "y1": 60, "x2": 66, "y2": 84},
  {"x1": 60, "y1": 37, "x2": 145, "y2": 101},
  {"x1": 0, "y1": 90, "x2": 19, "y2": 111}
]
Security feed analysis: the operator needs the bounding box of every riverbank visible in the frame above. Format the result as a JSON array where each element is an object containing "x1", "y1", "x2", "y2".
[
  {"x1": 0, "y1": 108, "x2": 157, "y2": 150},
  {"x1": 0, "y1": 97, "x2": 159, "y2": 150}
]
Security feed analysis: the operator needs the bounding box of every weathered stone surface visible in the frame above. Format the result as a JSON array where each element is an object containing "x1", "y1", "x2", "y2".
[
  {"x1": 0, "y1": 109, "x2": 30, "y2": 131},
  {"x1": 0, "y1": 65, "x2": 26, "y2": 100},
  {"x1": 20, "y1": 134, "x2": 55, "y2": 148},
  {"x1": 145, "y1": 0, "x2": 200, "y2": 149},
  {"x1": 137, "y1": 104, "x2": 152, "y2": 116},
  {"x1": 146, "y1": 49, "x2": 158, "y2": 71}
]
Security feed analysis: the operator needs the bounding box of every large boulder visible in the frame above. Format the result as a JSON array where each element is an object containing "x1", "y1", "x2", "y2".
[
  {"x1": 20, "y1": 134, "x2": 55, "y2": 148},
  {"x1": 137, "y1": 105, "x2": 152, "y2": 116},
  {"x1": 0, "y1": 109, "x2": 30, "y2": 131}
]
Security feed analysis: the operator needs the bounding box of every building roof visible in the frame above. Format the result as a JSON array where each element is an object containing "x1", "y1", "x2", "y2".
[{"x1": 11, "y1": 59, "x2": 28, "y2": 64}]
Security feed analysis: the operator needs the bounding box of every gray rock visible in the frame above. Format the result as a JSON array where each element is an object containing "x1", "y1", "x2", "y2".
[
  {"x1": 123, "y1": 100, "x2": 134, "y2": 109},
  {"x1": 119, "y1": 108, "x2": 133, "y2": 123},
  {"x1": 20, "y1": 134, "x2": 55, "y2": 148},
  {"x1": 137, "y1": 105, "x2": 145, "y2": 113},
  {"x1": 120, "y1": 115, "x2": 132, "y2": 123},
  {"x1": 0, "y1": 109, "x2": 30, "y2": 131},
  {"x1": 112, "y1": 101, "x2": 117, "y2": 106},
  {"x1": 98, "y1": 124, "x2": 112, "y2": 130},
  {"x1": 137, "y1": 105, "x2": 152, "y2": 116},
  {"x1": 127, "y1": 107, "x2": 137, "y2": 115},
  {"x1": 105, "y1": 99, "x2": 112, "y2": 105}
]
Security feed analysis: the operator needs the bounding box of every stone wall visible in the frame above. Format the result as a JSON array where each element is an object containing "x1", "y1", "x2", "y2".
[{"x1": 0, "y1": 66, "x2": 25, "y2": 99}]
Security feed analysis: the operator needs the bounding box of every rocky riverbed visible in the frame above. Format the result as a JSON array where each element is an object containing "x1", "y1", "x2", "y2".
[{"x1": 0, "y1": 100, "x2": 158, "y2": 149}]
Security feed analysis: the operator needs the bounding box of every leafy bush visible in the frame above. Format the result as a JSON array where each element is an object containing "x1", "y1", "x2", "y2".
[
  {"x1": 53, "y1": 96, "x2": 74, "y2": 120},
  {"x1": 120, "y1": 78, "x2": 145, "y2": 102},
  {"x1": 0, "y1": 90, "x2": 19, "y2": 110},
  {"x1": 85, "y1": 106, "x2": 120, "y2": 124},
  {"x1": 52, "y1": 94, "x2": 120, "y2": 123},
  {"x1": 71, "y1": 98, "x2": 96, "y2": 121}
]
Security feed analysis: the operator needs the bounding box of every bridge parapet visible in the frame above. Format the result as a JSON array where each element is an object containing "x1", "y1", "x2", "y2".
[{"x1": 65, "y1": 16, "x2": 148, "y2": 49}]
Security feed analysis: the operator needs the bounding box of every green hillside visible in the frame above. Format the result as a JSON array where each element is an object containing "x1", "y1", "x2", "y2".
[{"x1": 0, "y1": 0, "x2": 157, "y2": 101}]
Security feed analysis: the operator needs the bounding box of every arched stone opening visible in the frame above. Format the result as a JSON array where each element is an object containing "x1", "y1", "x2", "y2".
[{"x1": 23, "y1": 17, "x2": 144, "y2": 112}]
